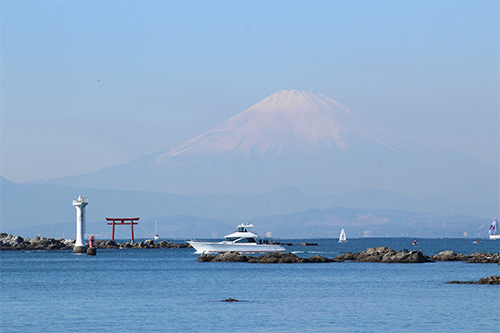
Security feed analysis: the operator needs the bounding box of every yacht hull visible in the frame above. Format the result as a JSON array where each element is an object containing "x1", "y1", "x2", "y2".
[{"x1": 188, "y1": 241, "x2": 285, "y2": 254}]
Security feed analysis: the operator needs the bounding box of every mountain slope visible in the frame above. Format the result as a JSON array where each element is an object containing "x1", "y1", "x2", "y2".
[
  {"x1": 155, "y1": 90, "x2": 397, "y2": 160},
  {"x1": 43, "y1": 90, "x2": 498, "y2": 205}
]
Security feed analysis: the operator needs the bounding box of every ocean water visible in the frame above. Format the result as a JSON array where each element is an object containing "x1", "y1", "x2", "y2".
[{"x1": 1, "y1": 238, "x2": 499, "y2": 333}]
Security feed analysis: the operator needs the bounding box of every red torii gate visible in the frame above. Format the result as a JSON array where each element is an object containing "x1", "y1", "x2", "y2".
[{"x1": 106, "y1": 217, "x2": 140, "y2": 243}]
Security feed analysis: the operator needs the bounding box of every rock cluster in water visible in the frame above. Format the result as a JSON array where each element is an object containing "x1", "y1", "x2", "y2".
[
  {"x1": 0, "y1": 234, "x2": 74, "y2": 250},
  {"x1": 197, "y1": 247, "x2": 500, "y2": 264},
  {"x1": 430, "y1": 251, "x2": 500, "y2": 263},
  {"x1": 447, "y1": 275, "x2": 500, "y2": 285},
  {"x1": 198, "y1": 251, "x2": 341, "y2": 263},
  {"x1": 336, "y1": 246, "x2": 432, "y2": 263},
  {"x1": 0, "y1": 233, "x2": 190, "y2": 250},
  {"x1": 91, "y1": 239, "x2": 190, "y2": 249}
]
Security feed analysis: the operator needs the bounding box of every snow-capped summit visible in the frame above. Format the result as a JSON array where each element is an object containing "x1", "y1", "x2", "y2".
[{"x1": 156, "y1": 90, "x2": 396, "y2": 163}]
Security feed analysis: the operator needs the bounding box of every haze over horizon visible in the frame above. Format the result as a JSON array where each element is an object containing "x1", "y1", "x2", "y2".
[{"x1": 2, "y1": 1, "x2": 498, "y2": 185}]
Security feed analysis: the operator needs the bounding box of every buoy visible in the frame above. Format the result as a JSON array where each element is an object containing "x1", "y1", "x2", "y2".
[{"x1": 87, "y1": 235, "x2": 96, "y2": 255}]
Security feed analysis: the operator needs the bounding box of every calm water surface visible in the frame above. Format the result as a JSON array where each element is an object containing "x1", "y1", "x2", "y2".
[{"x1": 1, "y1": 238, "x2": 499, "y2": 332}]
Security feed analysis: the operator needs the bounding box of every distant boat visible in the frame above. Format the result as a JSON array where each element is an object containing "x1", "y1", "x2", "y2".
[
  {"x1": 412, "y1": 240, "x2": 418, "y2": 245},
  {"x1": 473, "y1": 240, "x2": 483, "y2": 244},
  {"x1": 489, "y1": 218, "x2": 500, "y2": 240},
  {"x1": 338, "y1": 228, "x2": 347, "y2": 243},
  {"x1": 154, "y1": 220, "x2": 160, "y2": 241}
]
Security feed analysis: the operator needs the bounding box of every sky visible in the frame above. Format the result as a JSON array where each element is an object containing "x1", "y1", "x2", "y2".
[{"x1": 1, "y1": 0, "x2": 498, "y2": 183}]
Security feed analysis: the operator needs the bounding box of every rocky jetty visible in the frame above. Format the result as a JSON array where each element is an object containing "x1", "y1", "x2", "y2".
[
  {"x1": 431, "y1": 251, "x2": 500, "y2": 264},
  {"x1": 0, "y1": 234, "x2": 74, "y2": 250},
  {"x1": 335, "y1": 247, "x2": 432, "y2": 263},
  {"x1": 198, "y1": 247, "x2": 431, "y2": 264},
  {"x1": 198, "y1": 251, "x2": 340, "y2": 263},
  {"x1": 0, "y1": 233, "x2": 190, "y2": 251},
  {"x1": 447, "y1": 275, "x2": 500, "y2": 285},
  {"x1": 248, "y1": 253, "x2": 340, "y2": 263},
  {"x1": 91, "y1": 239, "x2": 190, "y2": 249},
  {"x1": 430, "y1": 250, "x2": 469, "y2": 261},
  {"x1": 198, "y1": 251, "x2": 251, "y2": 262},
  {"x1": 335, "y1": 247, "x2": 500, "y2": 264}
]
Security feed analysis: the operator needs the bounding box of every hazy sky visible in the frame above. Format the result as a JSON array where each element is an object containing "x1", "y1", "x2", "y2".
[{"x1": 2, "y1": 1, "x2": 498, "y2": 183}]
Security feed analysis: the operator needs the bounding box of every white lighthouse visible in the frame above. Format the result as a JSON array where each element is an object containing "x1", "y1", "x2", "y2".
[{"x1": 72, "y1": 195, "x2": 88, "y2": 253}]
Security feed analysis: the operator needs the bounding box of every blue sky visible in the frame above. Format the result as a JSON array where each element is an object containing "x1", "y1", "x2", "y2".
[{"x1": 1, "y1": 1, "x2": 498, "y2": 182}]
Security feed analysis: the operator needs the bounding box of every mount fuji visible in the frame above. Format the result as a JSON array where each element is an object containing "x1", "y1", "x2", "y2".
[
  {"x1": 46, "y1": 90, "x2": 498, "y2": 205},
  {"x1": 156, "y1": 90, "x2": 397, "y2": 159}
]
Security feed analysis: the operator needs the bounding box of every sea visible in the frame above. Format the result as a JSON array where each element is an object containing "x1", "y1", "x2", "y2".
[{"x1": 1, "y1": 238, "x2": 499, "y2": 333}]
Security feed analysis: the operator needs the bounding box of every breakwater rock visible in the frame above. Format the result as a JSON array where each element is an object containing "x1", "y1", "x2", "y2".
[
  {"x1": 335, "y1": 247, "x2": 500, "y2": 264},
  {"x1": 447, "y1": 275, "x2": 500, "y2": 285},
  {"x1": 198, "y1": 251, "x2": 250, "y2": 262},
  {"x1": 336, "y1": 247, "x2": 432, "y2": 263},
  {"x1": 0, "y1": 233, "x2": 190, "y2": 250},
  {"x1": 198, "y1": 251, "x2": 340, "y2": 263},
  {"x1": 248, "y1": 253, "x2": 340, "y2": 263},
  {"x1": 431, "y1": 251, "x2": 500, "y2": 264},
  {"x1": 91, "y1": 239, "x2": 190, "y2": 249},
  {"x1": 0, "y1": 234, "x2": 74, "y2": 250},
  {"x1": 198, "y1": 247, "x2": 435, "y2": 264}
]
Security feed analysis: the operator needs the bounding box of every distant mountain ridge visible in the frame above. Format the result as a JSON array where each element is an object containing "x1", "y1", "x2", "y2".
[
  {"x1": 1, "y1": 177, "x2": 497, "y2": 239},
  {"x1": 5, "y1": 203, "x2": 493, "y2": 240}
]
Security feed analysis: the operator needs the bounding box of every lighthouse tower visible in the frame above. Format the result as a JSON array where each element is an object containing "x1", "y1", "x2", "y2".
[{"x1": 72, "y1": 195, "x2": 88, "y2": 253}]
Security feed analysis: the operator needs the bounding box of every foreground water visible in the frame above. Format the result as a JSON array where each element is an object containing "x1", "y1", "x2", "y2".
[{"x1": 1, "y1": 238, "x2": 499, "y2": 332}]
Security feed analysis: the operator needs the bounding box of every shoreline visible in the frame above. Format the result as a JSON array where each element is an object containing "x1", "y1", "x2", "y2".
[{"x1": 1, "y1": 234, "x2": 498, "y2": 265}]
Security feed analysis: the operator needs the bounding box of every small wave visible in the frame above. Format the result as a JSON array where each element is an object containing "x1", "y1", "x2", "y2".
[{"x1": 291, "y1": 251, "x2": 329, "y2": 254}]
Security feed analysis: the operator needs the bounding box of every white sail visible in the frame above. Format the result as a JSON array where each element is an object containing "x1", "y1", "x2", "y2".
[
  {"x1": 154, "y1": 220, "x2": 160, "y2": 241},
  {"x1": 489, "y1": 218, "x2": 500, "y2": 239},
  {"x1": 338, "y1": 228, "x2": 347, "y2": 243}
]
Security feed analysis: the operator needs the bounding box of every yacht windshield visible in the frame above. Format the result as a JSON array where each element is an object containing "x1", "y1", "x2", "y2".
[{"x1": 235, "y1": 238, "x2": 256, "y2": 243}]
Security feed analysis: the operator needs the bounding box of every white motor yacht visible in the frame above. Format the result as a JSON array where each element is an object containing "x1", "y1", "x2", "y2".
[{"x1": 188, "y1": 223, "x2": 285, "y2": 254}]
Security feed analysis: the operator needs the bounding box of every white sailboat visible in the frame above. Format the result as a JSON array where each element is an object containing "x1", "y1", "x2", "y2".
[
  {"x1": 154, "y1": 220, "x2": 160, "y2": 241},
  {"x1": 338, "y1": 228, "x2": 347, "y2": 243},
  {"x1": 489, "y1": 218, "x2": 500, "y2": 240}
]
